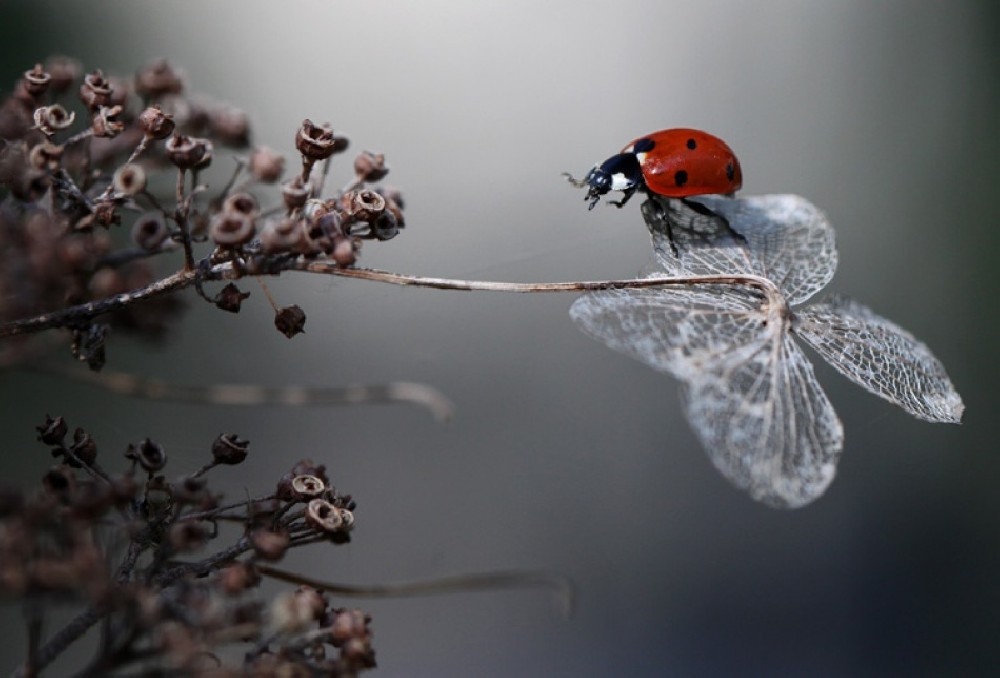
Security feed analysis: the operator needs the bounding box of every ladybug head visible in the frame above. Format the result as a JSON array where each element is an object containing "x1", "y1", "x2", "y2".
[{"x1": 581, "y1": 153, "x2": 642, "y2": 210}]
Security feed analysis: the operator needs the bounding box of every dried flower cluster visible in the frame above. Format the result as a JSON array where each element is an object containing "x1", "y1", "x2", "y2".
[
  {"x1": 0, "y1": 57, "x2": 405, "y2": 365},
  {"x1": 1, "y1": 414, "x2": 372, "y2": 675}
]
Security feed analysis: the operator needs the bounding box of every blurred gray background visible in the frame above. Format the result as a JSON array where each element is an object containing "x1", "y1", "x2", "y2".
[{"x1": 1, "y1": 1, "x2": 996, "y2": 675}]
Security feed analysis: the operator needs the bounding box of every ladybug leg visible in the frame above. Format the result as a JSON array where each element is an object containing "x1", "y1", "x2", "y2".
[{"x1": 608, "y1": 186, "x2": 637, "y2": 209}]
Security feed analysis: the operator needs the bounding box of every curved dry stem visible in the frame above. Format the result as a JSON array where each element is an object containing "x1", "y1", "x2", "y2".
[
  {"x1": 0, "y1": 259, "x2": 781, "y2": 339},
  {"x1": 256, "y1": 563, "x2": 576, "y2": 618}
]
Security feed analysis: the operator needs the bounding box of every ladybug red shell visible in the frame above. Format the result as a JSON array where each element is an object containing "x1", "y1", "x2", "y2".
[{"x1": 569, "y1": 128, "x2": 742, "y2": 210}]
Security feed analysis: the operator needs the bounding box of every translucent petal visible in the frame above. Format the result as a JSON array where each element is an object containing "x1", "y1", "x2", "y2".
[
  {"x1": 642, "y1": 194, "x2": 837, "y2": 305},
  {"x1": 570, "y1": 288, "x2": 844, "y2": 508},
  {"x1": 793, "y1": 294, "x2": 965, "y2": 423}
]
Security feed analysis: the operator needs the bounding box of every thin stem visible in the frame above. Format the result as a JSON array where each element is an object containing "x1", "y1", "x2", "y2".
[
  {"x1": 0, "y1": 260, "x2": 777, "y2": 339},
  {"x1": 174, "y1": 169, "x2": 195, "y2": 270},
  {"x1": 256, "y1": 564, "x2": 575, "y2": 617},
  {"x1": 303, "y1": 262, "x2": 778, "y2": 296}
]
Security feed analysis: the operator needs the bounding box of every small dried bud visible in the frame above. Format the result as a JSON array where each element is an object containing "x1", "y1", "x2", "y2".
[
  {"x1": 211, "y1": 433, "x2": 249, "y2": 465},
  {"x1": 91, "y1": 105, "x2": 125, "y2": 138},
  {"x1": 290, "y1": 475, "x2": 326, "y2": 499},
  {"x1": 131, "y1": 213, "x2": 169, "y2": 251},
  {"x1": 36, "y1": 415, "x2": 68, "y2": 446},
  {"x1": 305, "y1": 498, "x2": 345, "y2": 533},
  {"x1": 370, "y1": 210, "x2": 399, "y2": 241},
  {"x1": 209, "y1": 105, "x2": 251, "y2": 147},
  {"x1": 90, "y1": 197, "x2": 120, "y2": 229},
  {"x1": 32, "y1": 105, "x2": 75, "y2": 136},
  {"x1": 137, "y1": 105, "x2": 175, "y2": 140},
  {"x1": 222, "y1": 191, "x2": 259, "y2": 216},
  {"x1": 113, "y1": 164, "x2": 146, "y2": 195},
  {"x1": 135, "y1": 59, "x2": 184, "y2": 99},
  {"x1": 281, "y1": 176, "x2": 310, "y2": 211},
  {"x1": 294, "y1": 586, "x2": 327, "y2": 621},
  {"x1": 249, "y1": 146, "x2": 285, "y2": 183},
  {"x1": 43, "y1": 465, "x2": 75, "y2": 498},
  {"x1": 27, "y1": 142, "x2": 63, "y2": 172},
  {"x1": 220, "y1": 562, "x2": 260, "y2": 595},
  {"x1": 274, "y1": 305, "x2": 306, "y2": 338},
  {"x1": 165, "y1": 133, "x2": 209, "y2": 170},
  {"x1": 69, "y1": 427, "x2": 98, "y2": 466},
  {"x1": 45, "y1": 56, "x2": 82, "y2": 94},
  {"x1": 126, "y1": 438, "x2": 167, "y2": 473},
  {"x1": 294, "y1": 119, "x2": 347, "y2": 161},
  {"x1": 260, "y1": 218, "x2": 310, "y2": 254},
  {"x1": 79, "y1": 70, "x2": 112, "y2": 111},
  {"x1": 270, "y1": 590, "x2": 316, "y2": 634},
  {"x1": 342, "y1": 189, "x2": 386, "y2": 222},
  {"x1": 168, "y1": 521, "x2": 210, "y2": 552},
  {"x1": 23, "y1": 64, "x2": 52, "y2": 97},
  {"x1": 302, "y1": 198, "x2": 331, "y2": 224},
  {"x1": 251, "y1": 530, "x2": 290, "y2": 562},
  {"x1": 212, "y1": 282, "x2": 250, "y2": 313},
  {"x1": 353, "y1": 151, "x2": 389, "y2": 183},
  {"x1": 210, "y1": 211, "x2": 256, "y2": 248},
  {"x1": 331, "y1": 235, "x2": 358, "y2": 267},
  {"x1": 328, "y1": 608, "x2": 370, "y2": 644}
]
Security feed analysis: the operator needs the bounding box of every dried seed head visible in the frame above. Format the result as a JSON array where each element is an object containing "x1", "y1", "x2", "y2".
[
  {"x1": 353, "y1": 150, "x2": 389, "y2": 183},
  {"x1": 212, "y1": 282, "x2": 250, "y2": 313},
  {"x1": 370, "y1": 210, "x2": 399, "y2": 241},
  {"x1": 36, "y1": 415, "x2": 68, "y2": 446},
  {"x1": 79, "y1": 70, "x2": 112, "y2": 111},
  {"x1": 137, "y1": 104, "x2": 175, "y2": 140},
  {"x1": 280, "y1": 176, "x2": 310, "y2": 211},
  {"x1": 113, "y1": 164, "x2": 146, "y2": 195},
  {"x1": 168, "y1": 520, "x2": 210, "y2": 552},
  {"x1": 328, "y1": 608, "x2": 370, "y2": 643},
  {"x1": 126, "y1": 438, "x2": 167, "y2": 473},
  {"x1": 274, "y1": 305, "x2": 306, "y2": 338},
  {"x1": 260, "y1": 218, "x2": 309, "y2": 254},
  {"x1": 251, "y1": 529, "x2": 290, "y2": 562},
  {"x1": 290, "y1": 474, "x2": 326, "y2": 499},
  {"x1": 135, "y1": 59, "x2": 184, "y2": 99},
  {"x1": 209, "y1": 105, "x2": 250, "y2": 147},
  {"x1": 249, "y1": 146, "x2": 285, "y2": 183},
  {"x1": 222, "y1": 191, "x2": 259, "y2": 216},
  {"x1": 45, "y1": 56, "x2": 82, "y2": 94},
  {"x1": 331, "y1": 235, "x2": 358, "y2": 267},
  {"x1": 294, "y1": 586, "x2": 328, "y2": 621},
  {"x1": 131, "y1": 212, "x2": 169, "y2": 251},
  {"x1": 302, "y1": 198, "x2": 331, "y2": 223},
  {"x1": 270, "y1": 590, "x2": 316, "y2": 634},
  {"x1": 27, "y1": 142, "x2": 63, "y2": 172},
  {"x1": 89, "y1": 196, "x2": 121, "y2": 229},
  {"x1": 32, "y1": 104, "x2": 75, "y2": 137},
  {"x1": 209, "y1": 211, "x2": 256, "y2": 248},
  {"x1": 220, "y1": 562, "x2": 260, "y2": 595},
  {"x1": 69, "y1": 427, "x2": 98, "y2": 466},
  {"x1": 211, "y1": 433, "x2": 249, "y2": 465},
  {"x1": 165, "y1": 133, "x2": 210, "y2": 170},
  {"x1": 294, "y1": 119, "x2": 347, "y2": 161},
  {"x1": 342, "y1": 189, "x2": 386, "y2": 222},
  {"x1": 305, "y1": 498, "x2": 344, "y2": 533},
  {"x1": 91, "y1": 105, "x2": 125, "y2": 138},
  {"x1": 23, "y1": 64, "x2": 51, "y2": 97}
]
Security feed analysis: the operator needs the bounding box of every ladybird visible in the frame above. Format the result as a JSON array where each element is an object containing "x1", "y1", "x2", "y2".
[{"x1": 567, "y1": 128, "x2": 742, "y2": 210}]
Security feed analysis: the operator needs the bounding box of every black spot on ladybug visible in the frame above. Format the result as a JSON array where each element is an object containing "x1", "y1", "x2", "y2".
[
  {"x1": 633, "y1": 138, "x2": 656, "y2": 153},
  {"x1": 674, "y1": 170, "x2": 688, "y2": 187},
  {"x1": 725, "y1": 162, "x2": 735, "y2": 181},
  {"x1": 686, "y1": 138, "x2": 697, "y2": 150}
]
